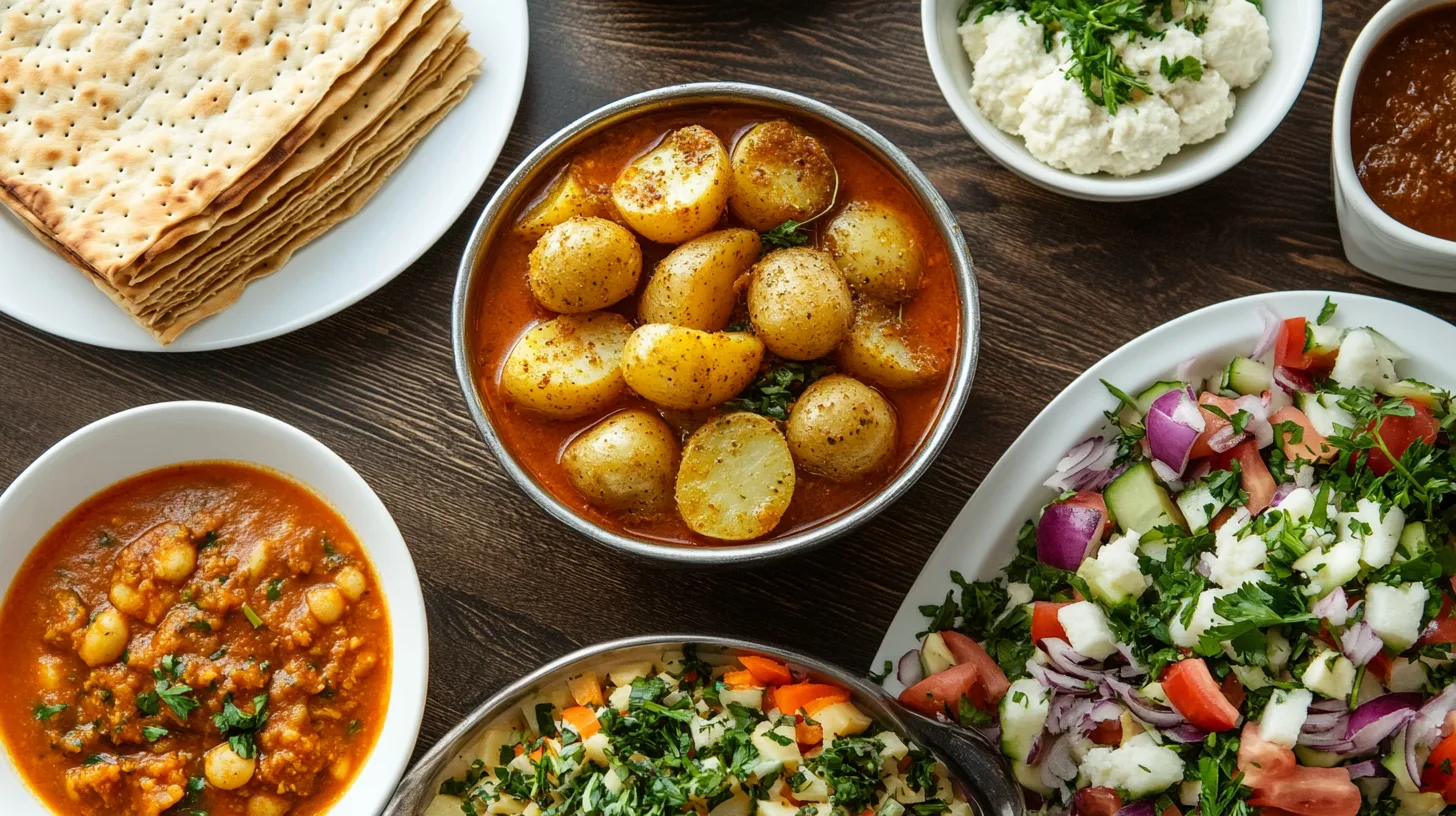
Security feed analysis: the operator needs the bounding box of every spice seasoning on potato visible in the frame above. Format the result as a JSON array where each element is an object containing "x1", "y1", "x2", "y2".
[
  {"x1": 823, "y1": 201, "x2": 925, "y2": 303},
  {"x1": 528, "y1": 217, "x2": 642, "y2": 313},
  {"x1": 786, "y1": 375, "x2": 899, "y2": 482},
  {"x1": 611, "y1": 125, "x2": 731, "y2": 244},
  {"x1": 562, "y1": 410, "x2": 681, "y2": 516},
  {"x1": 747, "y1": 248, "x2": 854, "y2": 361},
  {"x1": 729, "y1": 120, "x2": 837, "y2": 231},
  {"x1": 638, "y1": 229, "x2": 760, "y2": 331},
  {"x1": 837, "y1": 300, "x2": 944, "y2": 390},
  {"x1": 501, "y1": 312, "x2": 634, "y2": 418}
]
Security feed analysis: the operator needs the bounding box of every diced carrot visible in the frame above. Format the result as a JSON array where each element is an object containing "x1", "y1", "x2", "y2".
[
  {"x1": 568, "y1": 673, "x2": 604, "y2": 707},
  {"x1": 740, "y1": 655, "x2": 794, "y2": 686},
  {"x1": 722, "y1": 669, "x2": 759, "y2": 689},
  {"x1": 796, "y1": 720, "x2": 823, "y2": 745},
  {"x1": 804, "y1": 695, "x2": 853, "y2": 716},
  {"x1": 528, "y1": 746, "x2": 545, "y2": 761},
  {"x1": 773, "y1": 682, "x2": 850, "y2": 716},
  {"x1": 561, "y1": 705, "x2": 600, "y2": 740}
]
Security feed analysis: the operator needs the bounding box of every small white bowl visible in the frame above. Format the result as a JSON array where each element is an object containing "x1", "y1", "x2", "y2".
[
  {"x1": 0, "y1": 402, "x2": 427, "y2": 815},
  {"x1": 1333, "y1": 0, "x2": 1456, "y2": 292},
  {"x1": 921, "y1": 0, "x2": 1322, "y2": 201}
]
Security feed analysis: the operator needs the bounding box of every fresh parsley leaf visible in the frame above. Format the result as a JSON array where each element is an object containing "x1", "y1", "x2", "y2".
[
  {"x1": 241, "y1": 604, "x2": 264, "y2": 629},
  {"x1": 724, "y1": 360, "x2": 832, "y2": 421},
  {"x1": 266, "y1": 578, "x2": 283, "y2": 601},
  {"x1": 141, "y1": 725, "x2": 169, "y2": 742},
  {"x1": 1317, "y1": 297, "x2": 1338, "y2": 325},
  {"x1": 1159, "y1": 55, "x2": 1203, "y2": 83},
  {"x1": 214, "y1": 693, "x2": 268, "y2": 759},
  {"x1": 33, "y1": 702, "x2": 67, "y2": 720}
]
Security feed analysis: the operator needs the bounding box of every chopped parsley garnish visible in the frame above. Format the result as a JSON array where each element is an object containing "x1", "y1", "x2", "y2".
[
  {"x1": 1317, "y1": 296, "x2": 1338, "y2": 325},
  {"x1": 33, "y1": 702, "x2": 67, "y2": 720},
  {"x1": 266, "y1": 578, "x2": 283, "y2": 601},
  {"x1": 214, "y1": 693, "x2": 268, "y2": 759},
  {"x1": 761, "y1": 220, "x2": 811, "y2": 250},
  {"x1": 137, "y1": 661, "x2": 200, "y2": 720},
  {"x1": 241, "y1": 604, "x2": 264, "y2": 629},
  {"x1": 1159, "y1": 55, "x2": 1203, "y2": 83},
  {"x1": 724, "y1": 360, "x2": 833, "y2": 421},
  {"x1": 141, "y1": 725, "x2": 169, "y2": 742}
]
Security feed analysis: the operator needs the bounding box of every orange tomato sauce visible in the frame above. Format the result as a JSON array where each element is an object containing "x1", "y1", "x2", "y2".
[
  {"x1": 0, "y1": 462, "x2": 390, "y2": 816},
  {"x1": 467, "y1": 104, "x2": 962, "y2": 547}
]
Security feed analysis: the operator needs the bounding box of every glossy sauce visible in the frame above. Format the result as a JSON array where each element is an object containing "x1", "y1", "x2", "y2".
[
  {"x1": 1352, "y1": 4, "x2": 1456, "y2": 241},
  {"x1": 0, "y1": 463, "x2": 390, "y2": 816},
  {"x1": 468, "y1": 105, "x2": 961, "y2": 547}
]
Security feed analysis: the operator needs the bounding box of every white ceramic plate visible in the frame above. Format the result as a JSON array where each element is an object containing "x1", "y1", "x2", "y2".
[
  {"x1": 921, "y1": 0, "x2": 1320, "y2": 202},
  {"x1": 872, "y1": 291, "x2": 1456, "y2": 689},
  {"x1": 0, "y1": 0, "x2": 529, "y2": 352},
  {"x1": 0, "y1": 402, "x2": 428, "y2": 814}
]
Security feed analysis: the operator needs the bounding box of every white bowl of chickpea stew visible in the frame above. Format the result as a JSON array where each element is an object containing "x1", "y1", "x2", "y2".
[
  {"x1": 0, "y1": 401, "x2": 427, "y2": 816},
  {"x1": 452, "y1": 83, "x2": 981, "y2": 566}
]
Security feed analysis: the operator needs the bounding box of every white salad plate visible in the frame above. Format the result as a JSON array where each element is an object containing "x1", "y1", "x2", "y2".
[
  {"x1": 0, "y1": 0, "x2": 529, "y2": 352},
  {"x1": 0, "y1": 401, "x2": 428, "y2": 814},
  {"x1": 921, "y1": 0, "x2": 1321, "y2": 202},
  {"x1": 872, "y1": 291, "x2": 1456, "y2": 688}
]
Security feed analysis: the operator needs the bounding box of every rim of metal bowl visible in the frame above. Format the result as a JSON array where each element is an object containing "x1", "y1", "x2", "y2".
[{"x1": 452, "y1": 82, "x2": 980, "y2": 567}]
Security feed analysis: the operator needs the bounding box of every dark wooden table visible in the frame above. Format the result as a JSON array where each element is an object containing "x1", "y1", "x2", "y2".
[{"x1": 1, "y1": 0, "x2": 1449, "y2": 763}]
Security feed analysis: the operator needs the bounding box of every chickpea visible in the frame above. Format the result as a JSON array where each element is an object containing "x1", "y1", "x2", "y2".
[
  {"x1": 108, "y1": 581, "x2": 147, "y2": 620},
  {"x1": 77, "y1": 607, "x2": 128, "y2": 667},
  {"x1": 152, "y1": 534, "x2": 197, "y2": 583},
  {"x1": 247, "y1": 793, "x2": 292, "y2": 816},
  {"x1": 330, "y1": 755, "x2": 352, "y2": 781},
  {"x1": 205, "y1": 742, "x2": 256, "y2": 790},
  {"x1": 334, "y1": 566, "x2": 368, "y2": 602},
  {"x1": 244, "y1": 541, "x2": 271, "y2": 582},
  {"x1": 305, "y1": 585, "x2": 346, "y2": 625},
  {"x1": 37, "y1": 654, "x2": 65, "y2": 690}
]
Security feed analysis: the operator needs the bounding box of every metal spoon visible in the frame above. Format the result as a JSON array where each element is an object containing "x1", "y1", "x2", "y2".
[{"x1": 384, "y1": 634, "x2": 1025, "y2": 816}]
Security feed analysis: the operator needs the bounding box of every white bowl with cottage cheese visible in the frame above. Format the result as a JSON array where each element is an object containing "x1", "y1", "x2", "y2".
[{"x1": 922, "y1": 0, "x2": 1321, "y2": 201}]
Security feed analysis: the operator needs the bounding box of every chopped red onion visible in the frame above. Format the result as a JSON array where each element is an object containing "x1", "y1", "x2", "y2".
[
  {"x1": 897, "y1": 648, "x2": 924, "y2": 686},
  {"x1": 1044, "y1": 639, "x2": 1107, "y2": 681},
  {"x1": 1027, "y1": 731, "x2": 1047, "y2": 765},
  {"x1": 1271, "y1": 481, "x2": 1298, "y2": 507},
  {"x1": 1404, "y1": 722, "x2": 1423, "y2": 784},
  {"x1": 1407, "y1": 685, "x2": 1456, "y2": 760},
  {"x1": 1302, "y1": 708, "x2": 1349, "y2": 732},
  {"x1": 1163, "y1": 722, "x2": 1211, "y2": 743},
  {"x1": 1341, "y1": 621, "x2": 1384, "y2": 667},
  {"x1": 1147, "y1": 387, "x2": 1204, "y2": 480},
  {"x1": 1253, "y1": 305, "x2": 1282, "y2": 360},
  {"x1": 1313, "y1": 587, "x2": 1349, "y2": 626},
  {"x1": 1346, "y1": 694, "x2": 1423, "y2": 754},
  {"x1": 1029, "y1": 662, "x2": 1098, "y2": 696},
  {"x1": 1040, "y1": 734, "x2": 1077, "y2": 794},
  {"x1": 1103, "y1": 676, "x2": 1186, "y2": 728},
  {"x1": 1187, "y1": 459, "x2": 1211, "y2": 482},
  {"x1": 1176, "y1": 357, "x2": 1200, "y2": 385},
  {"x1": 1344, "y1": 759, "x2": 1380, "y2": 779},
  {"x1": 1045, "y1": 437, "x2": 1120, "y2": 492},
  {"x1": 1037, "y1": 503, "x2": 1106, "y2": 571},
  {"x1": 1311, "y1": 699, "x2": 1350, "y2": 713},
  {"x1": 1195, "y1": 552, "x2": 1215, "y2": 578},
  {"x1": 1208, "y1": 425, "x2": 1245, "y2": 453},
  {"x1": 1087, "y1": 700, "x2": 1123, "y2": 724},
  {"x1": 1115, "y1": 643, "x2": 1147, "y2": 677},
  {"x1": 1113, "y1": 800, "x2": 1156, "y2": 816},
  {"x1": 1049, "y1": 694, "x2": 1094, "y2": 734},
  {"x1": 1274, "y1": 366, "x2": 1315, "y2": 395}
]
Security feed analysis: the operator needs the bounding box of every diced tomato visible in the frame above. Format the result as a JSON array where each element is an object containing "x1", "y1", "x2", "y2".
[
  {"x1": 1088, "y1": 719, "x2": 1123, "y2": 745},
  {"x1": 1209, "y1": 507, "x2": 1237, "y2": 532},
  {"x1": 1422, "y1": 730, "x2": 1456, "y2": 801},
  {"x1": 1367, "y1": 652, "x2": 1393, "y2": 684},
  {"x1": 1163, "y1": 658, "x2": 1241, "y2": 732},
  {"x1": 1191, "y1": 393, "x2": 1241, "y2": 459},
  {"x1": 940, "y1": 631, "x2": 1010, "y2": 707},
  {"x1": 1031, "y1": 602, "x2": 1071, "y2": 645},
  {"x1": 1247, "y1": 767, "x2": 1362, "y2": 816},
  {"x1": 1269, "y1": 406, "x2": 1334, "y2": 463},
  {"x1": 1073, "y1": 787, "x2": 1123, "y2": 816},
  {"x1": 1275, "y1": 318, "x2": 1313, "y2": 371},
  {"x1": 898, "y1": 662, "x2": 980, "y2": 717},
  {"x1": 1159, "y1": 807, "x2": 1181, "y2": 816},
  {"x1": 1367, "y1": 403, "x2": 1440, "y2": 476},
  {"x1": 1237, "y1": 723, "x2": 1296, "y2": 788},
  {"x1": 1210, "y1": 439, "x2": 1277, "y2": 514},
  {"x1": 1220, "y1": 672, "x2": 1246, "y2": 709},
  {"x1": 1422, "y1": 618, "x2": 1456, "y2": 646},
  {"x1": 1063, "y1": 491, "x2": 1110, "y2": 542}
]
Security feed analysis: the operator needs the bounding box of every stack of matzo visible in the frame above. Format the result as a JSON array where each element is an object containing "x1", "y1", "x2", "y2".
[{"x1": 0, "y1": 0, "x2": 482, "y2": 344}]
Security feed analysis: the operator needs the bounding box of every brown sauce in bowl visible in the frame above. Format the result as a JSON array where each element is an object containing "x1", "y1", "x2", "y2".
[{"x1": 1351, "y1": 4, "x2": 1456, "y2": 241}]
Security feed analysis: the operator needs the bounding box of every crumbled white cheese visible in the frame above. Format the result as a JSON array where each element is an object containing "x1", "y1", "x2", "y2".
[
  {"x1": 1302, "y1": 648, "x2": 1357, "y2": 699},
  {"x1": 1293, "y1": 539, "x2": 1364, "y2": 598},
  {"x1": 1337, "y1": 498, "x2": 1405, "y2": 569},
  {"x1": 1366, "y1": 582, "x2": 1430, "y2": 651},
  {"x1": 1079, "y1": 732, "x2": 1186, "y2": 797},
  {"x1": 1200, "y1": 0, "x2": 1273, "y2": 88},
  {"x1": 1077, "y1": 531, "x2": 1151, "y2": 604},
  {"x1": 1164, "y1": 68, "x2": 1235, "y2": 145},
  {"x1": 1208, "y1": 523, "x2": 1270, "y2": 589},
  {"x1": 1058, "y1": 601, "x2": 1120, "y2": 661},
  {"x1": 959, "y1": 10, "x2": 1060, "y2": 132},
  {"x1": 1330, "y1": 329, "x2": 1400, "y2": 392},
  {"x1": 1169, "y1": 588, "x2": 1232, "y2": 649},
  {"x1": 1258, "y1": 688, "x2": 1312, "y2": 748}
]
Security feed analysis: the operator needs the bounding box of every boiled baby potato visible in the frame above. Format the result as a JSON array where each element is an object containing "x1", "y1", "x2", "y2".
[
  {"x1": 823, "y1": 201, "x2": 924, "y2": 302},
  {"x1": 611, "y1": 125, "x2": 731, "y2": 244},
  {"x1": 676, "y1": 412, "x2": 796, "y2": 540},
  {"x1": 562, "y1": 410, "x2": 681, "y2": 516},
  {"x1": 638, "y1": 229, "x2": 760, "y2": 331},
  {"x1": 515, "y1": 164, "x2": 610, "y2": 239},
  {"x1": 747, "y1": 247, "x2": 853, "y2": 361},
  {"x1": 500, "y1": 312, "x2": 634, "y2": 419},
  {"x1": 621, "y1": 324, "x2": 764, "y2": 411},
  {"x1": 728, "y1": 120, "x2": 837, "y2": 231},
  {"x1": 528, "y1": 217, "x2": 642, "y2": 314},
  {"x1": 786, "y1": 375, "x2": 898, "y2": 482},
  {"x1": 837, "y1": 300, "x2": 944, "y2": 390}
]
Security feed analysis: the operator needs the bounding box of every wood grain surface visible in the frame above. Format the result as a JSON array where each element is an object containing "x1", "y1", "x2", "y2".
[{"x1": 1, "y1": 0, "x2": 1451, "y2": 766}]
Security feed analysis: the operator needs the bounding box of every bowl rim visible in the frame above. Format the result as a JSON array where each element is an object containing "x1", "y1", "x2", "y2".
[
  {"x1": 451, "y1": 81, "x2": 981, "y2": 567},
  {"x1": 919, "y1": 0, "x2": 1322, "y2": 202},
  {"x1": 1331, "y1": 0, "x2": 1456, "y2": 258},
  {"x1": 0, "y1": 400, "x2": 428, "y2": 815}
]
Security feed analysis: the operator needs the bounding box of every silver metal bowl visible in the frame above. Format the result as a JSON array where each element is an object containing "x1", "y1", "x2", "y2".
[
  {"x1": 384, "y1": 634, "x2": 1021, "y2": 816},
  {"x1": 452, "y1": 82, "x2": 980, "y2": 566}
]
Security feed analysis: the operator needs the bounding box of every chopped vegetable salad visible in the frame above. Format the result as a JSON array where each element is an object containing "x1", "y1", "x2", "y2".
[
  {"x1": 898, "y1": 302, "x2": 1456, "y2": 816},
  {"x1": 429, "y1": 648, "x2": 973, "y2": 816}
]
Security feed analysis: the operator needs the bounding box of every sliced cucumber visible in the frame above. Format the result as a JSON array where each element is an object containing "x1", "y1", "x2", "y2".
[
  {"x1": 1383, "y1": 729, "x2": 1421, "y2": 793},
  {"x1": 1293, "y1": 745, "x2": 1343, "y2": 768},
  {"x1": 1364, "y1": 327, "x2": 1409, "y2": 362},
  {"x1": 1135, "y1": 381, "x2": 1185, "y2": 415},
  {"x1": 1306, "y1": 323, "x2": 1345, "y2": 358},
  {"x1": 999, "y1": 678, "x2": 1049, "y2": 763},
  {"x1": 1176, "y1": 484, "x2": 1226, "y2": 533},
  {"x1": 1383, "y1": 378, "x2": 1440, "y2": 407},
  {"x1": 1222, "y1": 357, "x2": 1272, "y2": 396},
  {"x1": 919, "y1": 632, "x2": 956, "y2": 677},
  {"x1": 1104, "y1": 462, "x2": 1187, "y2": 536},
  {"x1": 1400, "y1": 521, "x2": 1430, "y2": 559},
  {"x1": 1012, "y1": 759, "x2": 1054, "y2": 796}
]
